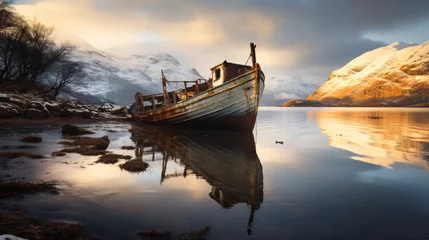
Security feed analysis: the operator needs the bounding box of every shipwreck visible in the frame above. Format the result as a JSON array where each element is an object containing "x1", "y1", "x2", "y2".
[{"x1": 132, "y1": 43, "x2": 265, "y2": 131}]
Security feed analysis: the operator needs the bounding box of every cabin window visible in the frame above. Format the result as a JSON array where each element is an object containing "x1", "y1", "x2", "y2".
[{"x1": 215, "y1": 68, "x2": 221, "y2": 80}]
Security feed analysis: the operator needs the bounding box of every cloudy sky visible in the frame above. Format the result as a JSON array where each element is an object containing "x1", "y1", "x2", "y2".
[{"x1": 13, "y1": 0, "x2": 429, "y2": 85}]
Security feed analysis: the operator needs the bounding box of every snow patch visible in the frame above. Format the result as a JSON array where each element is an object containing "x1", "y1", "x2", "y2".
[
  {"x1": 0, "y1": 235, "x2": 27, "y2": 240},
  {"x1": 48, "y1": 32, "x2": 201, "y2": 105},
  {"x1": 308, "y1": 40, "x2": 429, "y2": 105}
]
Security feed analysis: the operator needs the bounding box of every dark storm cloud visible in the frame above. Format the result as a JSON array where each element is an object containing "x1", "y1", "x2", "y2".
[
  {"x1": 98, "y1": 0, "x2": 429, "y2": 72},
  {"x1": 17, "y1": 0, "x2": 429, "y2": 82},
  {"x1": 248, "y1": 0, "x2": 429, "y2": 68}
]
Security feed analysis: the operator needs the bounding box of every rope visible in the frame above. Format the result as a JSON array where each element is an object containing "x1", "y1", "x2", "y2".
[{"x1": 245, "y1": 53, "x2": 252, "y2": 66}]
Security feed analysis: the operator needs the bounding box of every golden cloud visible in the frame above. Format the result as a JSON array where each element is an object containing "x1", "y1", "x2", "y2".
[{"x1": 14, "y1": 0, "x2": 299, "y2": 69}]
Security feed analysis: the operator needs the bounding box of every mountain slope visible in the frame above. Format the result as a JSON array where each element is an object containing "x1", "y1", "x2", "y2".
[
  {"x1": 51, "y1": 34, "x2": 201, "y2": 105},
  {"x1": 305, "y1": 41, "x2": 429, "y2": 106}
]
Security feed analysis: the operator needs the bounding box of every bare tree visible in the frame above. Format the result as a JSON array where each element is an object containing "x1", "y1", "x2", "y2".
[
  {"x1": 0, "y1": 0, "x2": 14, "y2": 30},
  {"x1": 25, "y1": 19, "x2": 72, "y2": 86},
  {"x1": 1, "y1": 2, "x2": 76, "y2": 89},
  {"x1": 1, "y1": 14, "x2": 73, "y2": 86},
  {"x1": 0, "y1": 0, "x2": 22, "y2": 83},
  {"x1": 0, "y1": 17, "x2": 29, "y2": 81},
  {"x1": 47, "y1": 62, "x2": 81, "y2": 99}
]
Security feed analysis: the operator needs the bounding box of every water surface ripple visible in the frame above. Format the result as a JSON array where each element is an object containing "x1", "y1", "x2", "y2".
[{"x1": 1, "y1": 107, "x2": 428, "y2": 240}]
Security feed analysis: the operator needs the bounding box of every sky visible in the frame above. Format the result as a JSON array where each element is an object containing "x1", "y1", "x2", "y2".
[{"x1": 13, "y1": 0, "x2": 429, "y2": 86}]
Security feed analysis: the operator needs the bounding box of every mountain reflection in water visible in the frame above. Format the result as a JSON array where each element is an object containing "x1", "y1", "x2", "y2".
[
  {"x1": 130, "y1": 125, "x2": 264, "y2": 235},
  {"x1": 2, "y1": 108, "x2": 429, "y2": 239},
  {"x1": 309, "y1": 109, "x2": 429, "y2": 171}
]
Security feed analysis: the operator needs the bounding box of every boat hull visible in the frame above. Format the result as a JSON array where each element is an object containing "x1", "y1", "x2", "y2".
[{"x1": 132, "y1": 67, "x2": 265, "y2": 131}]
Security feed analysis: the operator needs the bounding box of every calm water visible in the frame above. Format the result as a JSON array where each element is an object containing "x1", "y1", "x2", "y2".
[{"x1": 1, "y1": 107, "x2": 429, "y2": 240}]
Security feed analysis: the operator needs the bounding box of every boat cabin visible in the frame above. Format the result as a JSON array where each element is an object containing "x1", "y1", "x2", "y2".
[{"x1": 211, "y1": 61, "x2": 253, "y2": 87}]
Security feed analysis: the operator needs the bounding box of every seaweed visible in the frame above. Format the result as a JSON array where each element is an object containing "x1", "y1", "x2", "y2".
[
  {"x1": 96, "y1": 154, "x2": 132, "y2": 164},
  {"x1": 119, "y1": 159, "x2": 149, "y2": 173}
]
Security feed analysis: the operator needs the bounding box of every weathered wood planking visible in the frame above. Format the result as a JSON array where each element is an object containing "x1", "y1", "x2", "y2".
[{"x1": 132, "y1": 65, "x2": 265, "y2": 131}]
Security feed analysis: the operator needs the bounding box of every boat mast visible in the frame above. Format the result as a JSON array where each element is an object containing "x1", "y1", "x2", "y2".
[
  {"x1": 250, "y1": 43, "x2": 257, "y2": 68},
  {"x1": 161, "y1": 70, "x2": 170, "y2": 105}
]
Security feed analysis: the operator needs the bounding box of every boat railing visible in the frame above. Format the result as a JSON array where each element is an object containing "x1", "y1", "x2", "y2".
[{"x1": 134, "y1": 78, "x2": 213, "y2": 113}]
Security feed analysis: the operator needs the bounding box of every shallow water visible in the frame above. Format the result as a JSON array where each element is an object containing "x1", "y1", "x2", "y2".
[{"x1": 1, "y1": 107, "x2": 429, "y2": 240}]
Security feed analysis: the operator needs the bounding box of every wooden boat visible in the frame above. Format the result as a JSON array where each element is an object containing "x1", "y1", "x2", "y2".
[
  {"x1": 129, "y1": 124, "x2": 263, "y2": 234},
  {"x1": 132, "y1": 43, "x2": 265, "y2": 132}
]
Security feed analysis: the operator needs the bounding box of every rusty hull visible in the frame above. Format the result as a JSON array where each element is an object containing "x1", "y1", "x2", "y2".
[{"x1": 132, "y1": 65, "x2": 265, "y2": 132}]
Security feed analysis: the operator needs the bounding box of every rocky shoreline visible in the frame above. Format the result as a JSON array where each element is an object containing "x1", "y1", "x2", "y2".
[
  {"x1": 283, "y1": 98, "x2": 429, "y2": 107},
  {"x1": 0, "y1": 92, "x2": 131, "y2": 120},
  {"x1": 0, "y1": 122, "x2": 211, "y2": 239}
]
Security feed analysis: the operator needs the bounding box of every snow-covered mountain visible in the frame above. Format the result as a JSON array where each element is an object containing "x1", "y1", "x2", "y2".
[
  {"x1": 260, "y1": 76, "x2": 319, "y2": 106},
  {"x1": 52, "y1": 34, "x2": 201, "y2": 105},
  {"x1": 305, "y1": 41, "x2": 429, "y2": 107}
]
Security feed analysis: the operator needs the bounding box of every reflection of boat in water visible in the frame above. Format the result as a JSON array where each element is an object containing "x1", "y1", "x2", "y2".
[{"x1": 130, "y1": 124, "x2": 263, "y2": 234}]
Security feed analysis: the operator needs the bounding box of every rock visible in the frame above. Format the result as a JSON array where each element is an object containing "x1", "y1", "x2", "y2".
[
  {"x1": 30, "y1": 101, "x2": 49, "y2": 111},
  {"x1": 89, "y1": 106, "x2": 98, "y2": 111},
  {"x1": 129, "y1": 102, "x2": 136, "y2": 114},
  {"x1": 111, "y1": 106, "x2": 129, "y2": 116},
  {"x1": 27, "y1": 101, "x2": 51, "y2": 118},
  {"x1": 0, "y1": 152, "x2": 45, "y2": 159},
  {"x1": 119, "y1": 159, "x2": 148, "y2": 173},
  {"x1": 60, "y1": 147, "x2": 108, "y2": 156},
  {"x1": 8, "y1": 98, "x2": 27, "y2": 108},
  {"x1": 60, "y1": 135, "x2": 110, "y2": 150},
  {"x1": 96, "y1": 153, "x2": 132, "y2": 164},
  {"x1": 44, "y1": 102, "x2": 62, "y2": 116},
  {"x1": 61, "y1": 108, "x2": 92, "y2": 118},
  {"x1": 65, "y1": 102, "x2": 77, "y2": 109},
  {"x1": 283, "y1": 99, "x2": 324, "y2": 107},
  {"x1": 61, "y1": 124, "x2": 95, "y2": 136},
  {"x1": 0, "y1": 181, "x2": 56, "y2": 198},
  {"x1": 0, "y1": 103, "x2": 21, "y2": 118},
  {"x1": 52, "y1": 151, "x2": 67, "y2": 157},
  {"x1": 21, "y1": 135, "x2": 43, "y2": 143},
  {"x1": 0, "y1": 212, "x2": 98, "y2": 240},
  {"x1": 0, "y1": 93, "x2": 10, "y2": 102},
  {"x1": 58, "y1": 101, "x2": 69, "y2": 109},
  {"x1": 98, "y1": 103, "x2": 115, "y2": 112},
  {"x1": 25, "y1": 108, "x2": 50, "y2": 119},
  {"x1": 121, "y1": 145, "x2": 135, "y2": 150},
  {"x1": 0, "y1": 234, "x2": 27, "y2": 240}
]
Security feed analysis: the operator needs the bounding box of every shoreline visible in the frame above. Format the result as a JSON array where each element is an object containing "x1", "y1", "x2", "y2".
[
  {"x1": 282, "y1": 99, "x2": 429, "y2": 108},
  {"x1": 0, "y1": 116, "x2": 131, "y2": 127},
  {"x1": 0, "y1": 121, "x2": 132, "y2": 239}
]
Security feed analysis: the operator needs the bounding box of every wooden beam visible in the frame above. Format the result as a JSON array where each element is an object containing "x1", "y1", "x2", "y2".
[
  {"x1": 195, "y1": 80, "x2": 200, "y2": 94},
  {"x1": 166, "y1": 80, "x2": 199, "y2": 83},
  {"x1": 250, "y1": 43, "x2": 256, "y2": 68},
  {"x1": 184, "y1": 82, "x2": 188, "y2": 100},
  {"x1": 152, "y1": 95, "x2": 156, "y2": 110},
  {"x1": 134, "y1": 94, "x2": 140, "y2": 112},
  {"x1": 141, "y1": 95, "x2": 145, "y2": 112},
  {"x1": 161, "y1": 70, "x2": 169, "y2": 105},
  {"x1": 172, "y1": 92, "x2": 177, "y2": 103}
]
